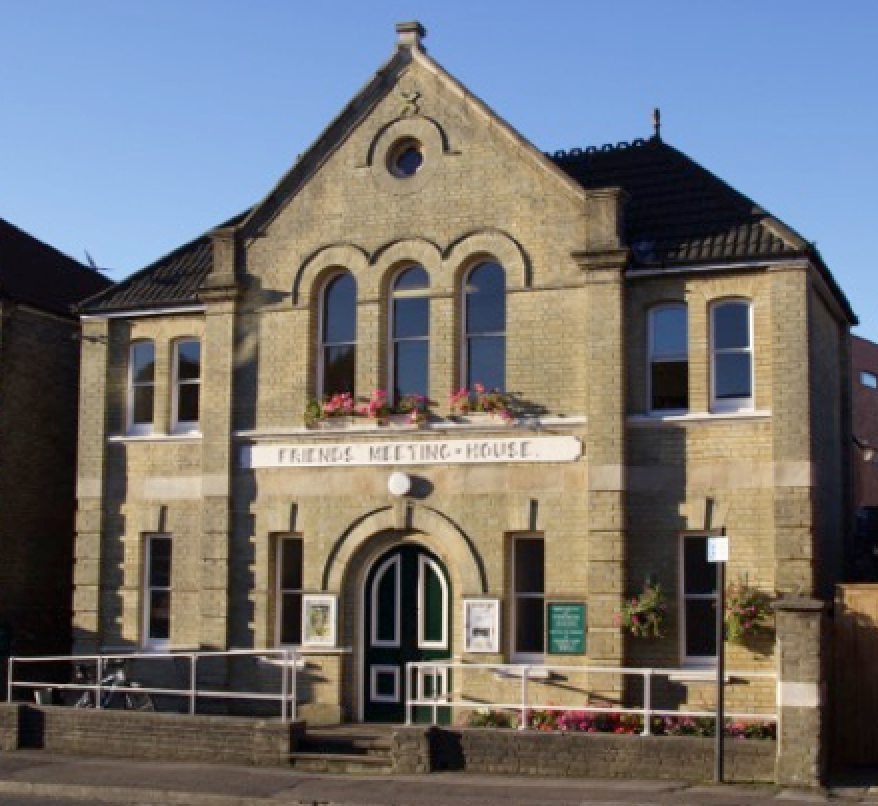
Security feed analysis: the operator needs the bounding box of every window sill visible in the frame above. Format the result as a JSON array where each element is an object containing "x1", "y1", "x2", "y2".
[
  {"x1": 627, "y1": 410, "x2": 770, "y2": 426},
  {"x1": 493, "y1": 665, "x2": 552, "y2": 680},
  {"x1": 110, "y1": 432, "x2": 203, "y2": 443}
]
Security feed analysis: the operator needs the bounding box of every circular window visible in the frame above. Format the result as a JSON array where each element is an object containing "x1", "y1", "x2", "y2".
[{"x1": 388, "y1": 139, "x2": 423, "y2": 178}]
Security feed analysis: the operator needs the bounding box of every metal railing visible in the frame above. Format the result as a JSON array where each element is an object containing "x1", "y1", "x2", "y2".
[
  {"x1": 8, "y1": 648, "x2": 300, "y2": 721},
  {"x1": 405, "y1": 661, "x2": 776, "y2": 734}
]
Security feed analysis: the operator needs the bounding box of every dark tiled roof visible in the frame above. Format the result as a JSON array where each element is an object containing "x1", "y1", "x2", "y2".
[
  {"x1": 79, "y1": 211, "x2": 250, "y2": 314},
  {"x1": 79, "y1": 140, "x2": 855, "y2": 323},
  {"x1": 0, "y1": 218, "x2": 112, "y2": 316},
  {"x1": 551, "y1": 137, "x2": 805, "y2": 265}
]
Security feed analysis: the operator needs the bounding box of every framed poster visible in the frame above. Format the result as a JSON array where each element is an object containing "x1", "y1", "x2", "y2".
[
  {"x1": 547, "y1": 602, "x2": 586, "y2": 655},
  {"x1": 464, "y1": 598, "x2": 500, "y2": 653},
  {"x1": 302, "y1": 594, "x2": 337, "y2": 647}
]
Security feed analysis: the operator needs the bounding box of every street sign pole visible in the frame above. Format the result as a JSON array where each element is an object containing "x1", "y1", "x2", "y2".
[
  {"x1": 707, "y1": 534, "x2": 728, "y2": 785},
  {"x1": 715, "y1": 556, "x2": 725, "y2": 784}
]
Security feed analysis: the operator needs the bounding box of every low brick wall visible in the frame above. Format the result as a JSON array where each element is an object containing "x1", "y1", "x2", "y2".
[
  {"x1": 394, "y1": 727, "x2": 776, "y2": 783},
  {"x1": 0, "y1": 704, "x2": 303, "y2": 766}
]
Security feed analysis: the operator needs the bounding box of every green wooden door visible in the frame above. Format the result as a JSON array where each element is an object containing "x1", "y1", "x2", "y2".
[{"x1": 363, "y1": 544, "x2": 451, "y2": 723}]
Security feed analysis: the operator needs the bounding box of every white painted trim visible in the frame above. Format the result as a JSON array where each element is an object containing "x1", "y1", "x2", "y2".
[
  {"x1": 108, "y1": 433, "x2": 203, "y2": 443},
  {"x1": 417, "y1": 554, "x2": 448, "y2": 650},
  {"x1": 170, "y1": 337, "x2": 201, "y2": 434},
  {"x1": 370, "y1": 665, "x2": 400, "y2": 703},
  {"x1": 627, "y1": 258, "x2": 808, "y2": 279},
  {"x1": 317, "y1": 270, "x2": 357, "y2": 400},
  {"x1": 647, "y1": 302, "x2": 688, "y2": 415},
  {"x1": 127, "y1": 340, "x2": 155, "y2": 436},
  {"x1": 679, "y1": 533, "x2": 719, "y2": 666},
  {"x1": 627, "y1": 410, "x2": 771, "y2": 426},
  {"x1": 142, "y1": 533, "x2": 172, "y2": 651},
  {"x1": 81, "y1": 305, "x2": 206, "y2": 320},
  {"x1": 510, "y1": 534, "x2": 545, "y2": 665},
  {"x1": 415, "y1": 664, "x2": 448, "y2": 702},
  {"x1": 710, "y1": 298, "x2": 754, "y2": 414},
  {"x1": 370, "y1": 555, "x2": 401, "y2": 649},
  {"x1": 388, "y1": 264, "x2": 430, "y2": 405},
  {"x1": 460, "y1": 261, "x2": 506, "y2": 392},
  {"x1": 275, "y1": 536, "x2": 303, "y2": 648}
]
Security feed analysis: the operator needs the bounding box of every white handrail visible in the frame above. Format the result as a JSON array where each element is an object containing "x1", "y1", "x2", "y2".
[
  {"x1": 7, "y1": 648, "x2": 300, "y2": 721},
  {"x1": 405, "y1": 661, "x2": 777, "y2": 734}
]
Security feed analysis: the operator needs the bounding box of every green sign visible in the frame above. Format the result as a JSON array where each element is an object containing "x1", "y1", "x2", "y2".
[{"x1": 548, "y1": 603, "x2": 585, "y2": 655}]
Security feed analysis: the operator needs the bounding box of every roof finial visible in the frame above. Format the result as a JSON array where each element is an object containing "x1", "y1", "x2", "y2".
[
  {"x1": 652, "y1": 107, "x2": 662, "y2": 141},
  {"x1": 396, "y1": 21, "x2": 426, "y2": 51}
]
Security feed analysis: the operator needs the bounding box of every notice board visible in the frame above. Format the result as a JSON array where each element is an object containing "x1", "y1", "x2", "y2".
[{"x1": 547, "y1": 602, "x2": 585, "y2": 654}]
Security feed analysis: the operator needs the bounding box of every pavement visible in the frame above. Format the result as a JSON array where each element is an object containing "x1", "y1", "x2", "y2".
[{"x1": 0, "y1": 751, "x2": 877, "y2": 805}]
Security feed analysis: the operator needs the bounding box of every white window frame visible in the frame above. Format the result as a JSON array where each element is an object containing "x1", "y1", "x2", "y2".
[
  {"x1": 127, "y1": 340, "x2": 155, "y2": 436},
  {"x1": 275, "y1": 535, "x2": 303, "y2": 647},
  {"x1": 710, "y1": 299, "x2": 754, "y2": 413},
  {"x1": 861, "y1": 371, "x2": 878, "y2": 390},
  {"x1": 461, "y1": 261, "x2": 506, "y2": 391},
  {"x1": 511, "y1": 534, "x2": 545, "y2": 664},
  {"x1": 388, "y1": 264, "x2": 430, "y2": 405},
  {"x1": 417, "y1": 554, "x2": 448, "y2": 650},
  {"x1": 142, "y1": 533, "x2": 171, "y2": 650},
  {"x1": 679, "y1": 533, "x2": 719, "y2": 667},
  {"x1": 370, "y1": 554, "x2": 401, "y2": 648},
  {"x1": 317, "y1": 271, "x2": 356, "y2": 400},
  {"x1": 171, "y1": 338, "x2": 201, "y2": 434},
  {"x1": 648, "y1": 302, "x2": 688, "y2": 414}
]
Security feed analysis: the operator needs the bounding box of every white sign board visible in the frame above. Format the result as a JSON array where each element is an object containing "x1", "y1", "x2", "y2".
[
  {"x1": 707, "y1": 536, "x2": 729, "y2": 563},
  {"x1": 243, "y1": 435, "x2": 582, "y2": 469}
]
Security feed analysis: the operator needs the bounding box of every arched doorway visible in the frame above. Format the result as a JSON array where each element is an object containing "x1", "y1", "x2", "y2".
[{"x1": 362, "y1": 543, "x2": 451, "y2": 723}]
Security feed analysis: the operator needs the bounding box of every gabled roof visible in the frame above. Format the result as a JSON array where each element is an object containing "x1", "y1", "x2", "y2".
[
  {"x1": 551, "y1": 137, "x2": 855, "y2": 322},
  {"x1": 78, "y1": 210, "x2": 249, "y2": 314},
  {"x1": 0, "y1": 218, "x2": 112, "y2": 317}
]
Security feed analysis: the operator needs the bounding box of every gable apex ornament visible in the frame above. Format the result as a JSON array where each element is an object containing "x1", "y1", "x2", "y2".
[
  {"x1": 398, "y1": 89, "x2": 421, "y2": 118},
  {"x1": 396, "y1": 20, "x2": 426, "y2": 51}
]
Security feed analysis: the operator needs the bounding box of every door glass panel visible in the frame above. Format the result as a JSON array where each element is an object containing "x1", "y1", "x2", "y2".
[
  {"x1": 514, "y1": 538, "x2": 545, "y2": 593},
  {"x1": 149, "y1": 538, "x2": 171, "y2": 587},
  {"x1": 684, "y1": 537, "x2": 715, "y2": 594},
  {"x1": 375, "y1": 560, "x2": 398, "y2": 644},
  {"x1": 149, "y1": 591, "x2": 171, "y2": 640},
  {"x1": 422, "y1": 561, "x2": 444, "y2": 644},
  {"x1": 515, "y1": 598, "x2": 545, "y2": 654},
  {"x1": 280, "y1": 539, "x2": 302, "y2": 590},
  {"x1": 279, "y1": 592, "x2": 302, "y2": 645},
  {"x1": 685, "y1": 600, "x2": 717, "y2": 656}
]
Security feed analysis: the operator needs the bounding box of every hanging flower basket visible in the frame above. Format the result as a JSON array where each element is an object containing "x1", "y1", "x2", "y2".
[
  {"x1": 724, "y1": 582, "x2": 773, "y2": 643},
  {"x1": 616, "y1": 582, "x2": 667, "y2": 638}
]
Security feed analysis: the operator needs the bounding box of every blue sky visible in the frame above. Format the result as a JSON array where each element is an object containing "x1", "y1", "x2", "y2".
[{"x1": 3, "y1": 1, "x2": 876, "y2": 339}]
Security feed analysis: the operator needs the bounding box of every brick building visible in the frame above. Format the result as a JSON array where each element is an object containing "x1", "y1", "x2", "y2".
[
  {"x1": 0, "y1": 218, "x2": 111, "y2": 663},
  {"x1": 73, "y1": 23, "x2": 854, "y2": 785}
]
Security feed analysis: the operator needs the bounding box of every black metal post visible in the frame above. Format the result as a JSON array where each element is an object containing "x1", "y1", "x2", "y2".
[{"x1": 715, "y1": 559, "x2": 726, "y2": 784}]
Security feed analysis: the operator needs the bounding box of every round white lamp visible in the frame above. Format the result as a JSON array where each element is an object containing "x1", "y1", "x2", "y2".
[{"x1": 388, "y1": 471, "x2": 411, "y2": 497}]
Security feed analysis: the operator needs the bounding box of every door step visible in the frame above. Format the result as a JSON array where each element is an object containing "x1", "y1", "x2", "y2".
[{"x1": 290, "y1": 728, "x2": 394, "y2": 774}]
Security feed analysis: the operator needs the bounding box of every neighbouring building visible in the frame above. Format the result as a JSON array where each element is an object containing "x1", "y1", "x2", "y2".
[
  {"x1": 72, "y1": 23, "x2": 855, "y2": 786},
  {"x1": 853, "y1": 335, "x2": 878, "y2": 509},
  {"x1": 0, "y1": 218, "x2": 111, "y2": 668}
]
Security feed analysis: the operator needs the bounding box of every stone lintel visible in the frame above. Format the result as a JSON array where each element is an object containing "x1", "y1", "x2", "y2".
[
  {"x1": 772, "y1": 595, "x2": 827, "y2": 613},
  {"x1": 574, "y1": 248, "x2": 629, "y2": 273}
]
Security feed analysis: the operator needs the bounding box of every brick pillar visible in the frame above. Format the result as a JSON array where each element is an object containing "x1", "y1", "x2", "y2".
[
  {"x1": 73, "y1": 317, "x2": 111, "y2": 652},
  {"x1": 198, "y1": 230, "x2": 240, "y2": 658},
  {"x1": 770, "y1": 265, "x2": 815, "y2": 595},
  {"x1": 576, "y1": 188, "x2": 629, "y2": 688},
  {"x1": 774, "y1": 596, "x2": 827, "y2": 787}
]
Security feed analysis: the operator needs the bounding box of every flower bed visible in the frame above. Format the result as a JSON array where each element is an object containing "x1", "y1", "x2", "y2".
[{"x1": 465, "y1": 707, "x2": 775, "y2": 739}]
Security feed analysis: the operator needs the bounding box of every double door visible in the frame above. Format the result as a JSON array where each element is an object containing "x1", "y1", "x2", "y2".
[{"x1": 363, "y1": 544, "x2": 450, "y2": 722}]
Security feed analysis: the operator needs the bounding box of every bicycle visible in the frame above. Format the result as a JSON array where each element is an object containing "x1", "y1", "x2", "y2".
[{"x1": 72, "y1": 658, "x2": 155, "y2": 711}]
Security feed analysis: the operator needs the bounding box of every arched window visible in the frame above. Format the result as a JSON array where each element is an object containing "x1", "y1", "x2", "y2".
[
  {"x1": 319, "y1": 272, "x2": 357, "y2": 398},
  {"x1": 390, "y1": 265, "x2": 429, "y2": 402},
  {"x1": 648, "y1": 304, "x2": 688, "y2": 412},
  {"x1": 128, "y1": 340, "x2": 155, "y2": 435},
  {"x1": 711, "y1": 299, "x2": 753, "y2": 411},
  {"x1": 463, "y1": 262, "x2": 505, "y2": 391}
]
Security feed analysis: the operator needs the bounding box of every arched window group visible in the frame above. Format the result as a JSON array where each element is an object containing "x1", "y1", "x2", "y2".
[{"x1": 318, "y1": 262, "x2": 506, "y2": 402}]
